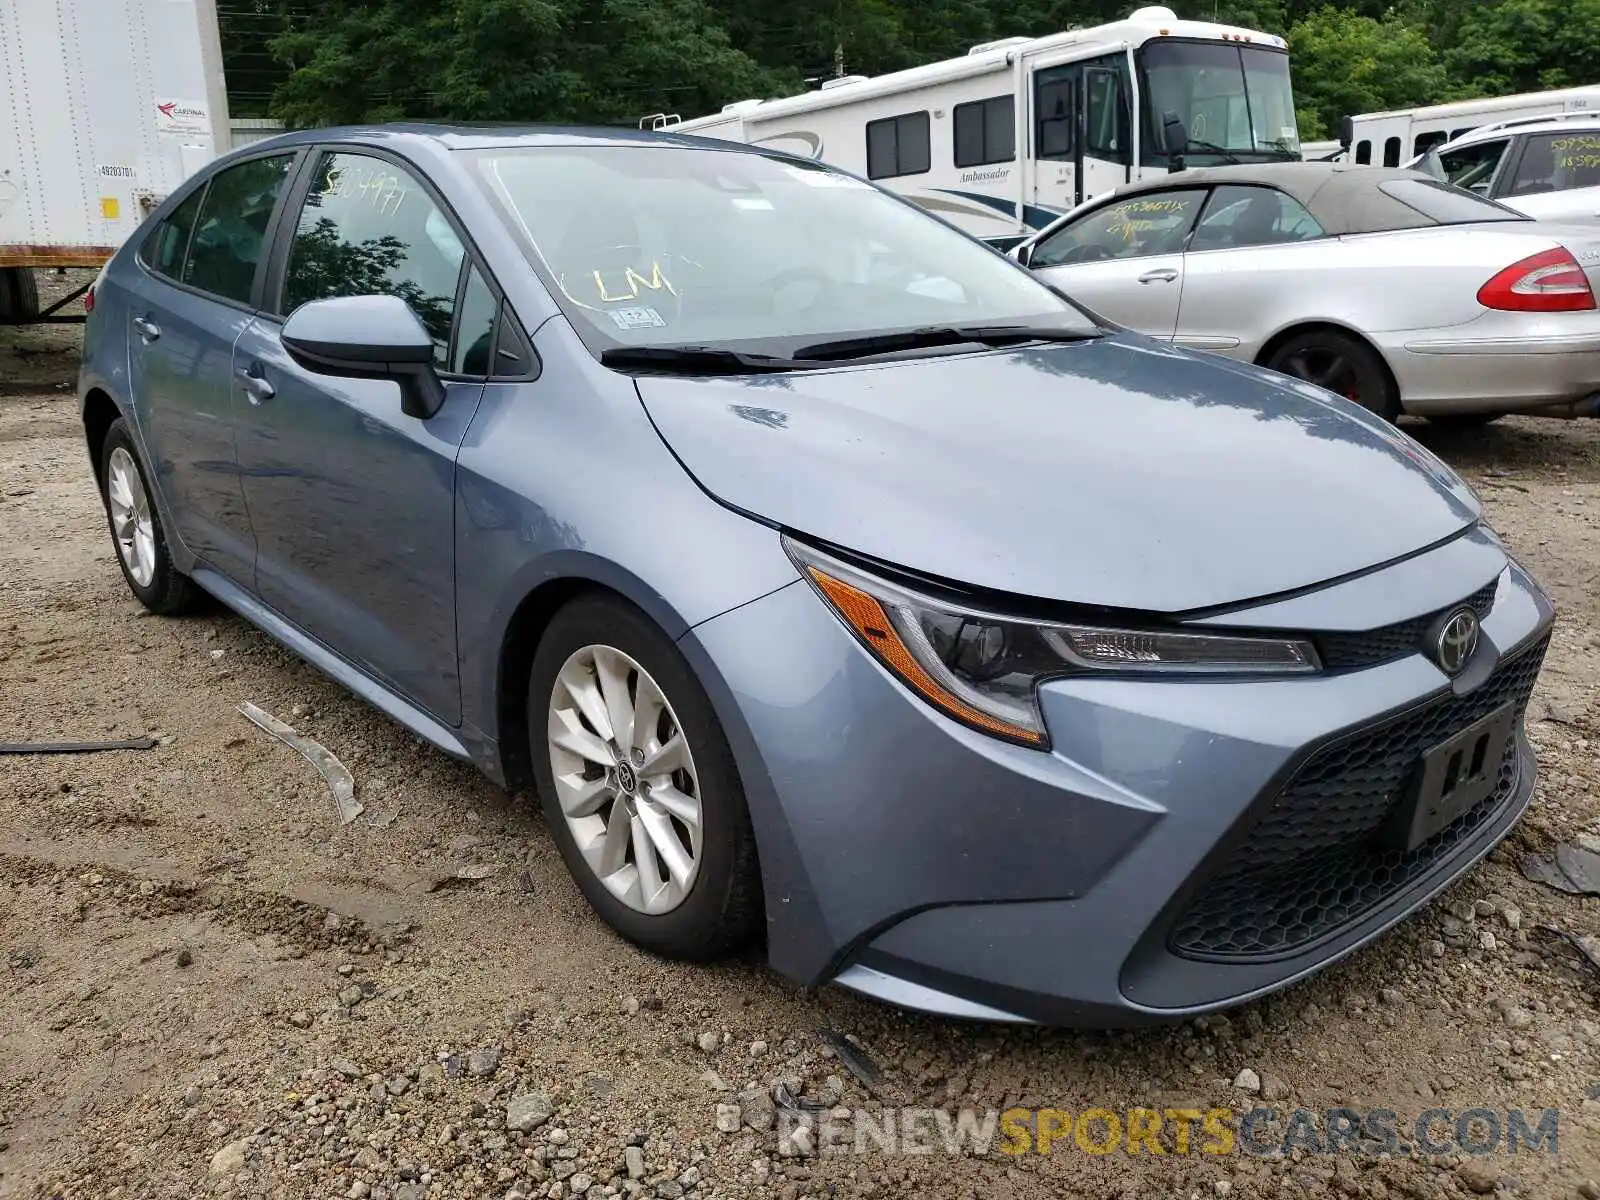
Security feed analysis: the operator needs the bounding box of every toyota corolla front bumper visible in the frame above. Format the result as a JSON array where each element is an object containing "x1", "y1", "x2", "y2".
[{"x1": 679, "y1": 526, "x2": 1555, "y2": 1026}]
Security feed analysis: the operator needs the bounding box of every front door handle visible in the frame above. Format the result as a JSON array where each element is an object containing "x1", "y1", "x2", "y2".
[
  {"x1": 235, "y1": 365, "x2": 276, "y2": 403},
  {"x1": 132, "y1": 315, "x2": 161, "y2": 341},
  {"x1": 1138, "y1": 268, "x2": 1180, "y2": 284}
]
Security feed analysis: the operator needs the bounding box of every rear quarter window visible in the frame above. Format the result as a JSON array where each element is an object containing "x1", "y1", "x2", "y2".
[{"x1": 1378, "y1": 179, "x2": 1527, "y2": 225}]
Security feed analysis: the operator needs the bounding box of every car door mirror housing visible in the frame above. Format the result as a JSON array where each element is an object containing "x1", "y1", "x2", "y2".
[
  {"x1": 281, "y1": 295, "x2": 446, "y2": 420},
  {"x1": 1013, "y1": 242, "x2": 1034, "y2": 268}
]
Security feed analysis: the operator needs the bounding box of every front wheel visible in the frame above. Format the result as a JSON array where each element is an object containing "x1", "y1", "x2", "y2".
[
  {"x1": 528, "y1": 595, "x2": 761, "y2": 960},
  {"x1": 100, "y1": 418, "x2": 200, "y2": 614},
  {"x1": 1264, "y1": 330, "x2": 1400, "y2": 422}
]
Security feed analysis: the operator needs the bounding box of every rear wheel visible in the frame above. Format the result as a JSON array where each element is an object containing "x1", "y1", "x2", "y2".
[
  {"x1": 100, "y1": 419, "x2": 200, "y2": 614},
  {"x1": 1264, "y1": 329, "x2": 1400, "y2": 422},
  {"x1": 0, "y1": 267, "x2": 40, "y2": 322},
  {"x1": 529, "y1": 595, "x2": 761, "y2": 960}
]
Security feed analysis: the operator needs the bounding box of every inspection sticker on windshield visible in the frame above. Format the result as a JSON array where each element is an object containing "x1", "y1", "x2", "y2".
[
  {"x1": 607, "y1": 306, "x2": 667, "y2": 331},
  {"x1": 783, "y1": 165, "x2": 870, "y2": 189}
]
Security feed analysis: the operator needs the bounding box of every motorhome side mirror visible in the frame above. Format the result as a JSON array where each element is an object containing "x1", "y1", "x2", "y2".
[
  {"x1": 1338, "y1": 115, "x2": 1354, "y2": 149},
  {"x1": 1161, "y1": 110, "x2": 1188, "y2": 173},
  {"x1": 281, "y1": 294, "x2": 446, "y2": 420}
]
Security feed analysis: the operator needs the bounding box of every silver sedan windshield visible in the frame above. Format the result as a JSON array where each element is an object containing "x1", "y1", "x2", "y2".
[{"x1": 469, "y1": 145, "x2": 1095, "y2": 350}]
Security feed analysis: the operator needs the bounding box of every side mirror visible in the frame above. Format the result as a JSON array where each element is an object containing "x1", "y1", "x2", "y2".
[
  {"x1": 1338, "y1": 115, "x2": 1354, "y2": 150},
  {"x1": 1161, "y1": 110, "x2": 1188, "y2": 173},
  {"x1": 1013, "y1": 242, "x2": 1034, "y2": 268},
  {"x1": 281, "y1": 294, "x2": 446, "y2": 420}
]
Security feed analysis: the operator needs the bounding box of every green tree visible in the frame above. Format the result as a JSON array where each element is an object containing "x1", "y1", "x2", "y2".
[
  {"x1": 1444, "y1": 0, "x2": 1600, "y2": 97},
  {"x1": 1286, "y1": 6, "x2": 1453, "y2": 138}
]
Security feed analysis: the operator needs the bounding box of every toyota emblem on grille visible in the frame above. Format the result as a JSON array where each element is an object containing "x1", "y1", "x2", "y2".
[{"x1": 1433, "y1": 607, "x2": 1479, "y2": 675}]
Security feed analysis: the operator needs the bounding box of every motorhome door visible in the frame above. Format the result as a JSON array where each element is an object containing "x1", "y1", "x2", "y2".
[{"x1": 1022, "y1": 45, "x2": 1133, "y2": 222}]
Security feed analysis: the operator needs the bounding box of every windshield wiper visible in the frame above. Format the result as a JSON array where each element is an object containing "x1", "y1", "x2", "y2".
[
  {"x1": 1183, "y1": 138, "x2": 1242, "y2": 165},
  {"x1": 792, "y1": 324, "x2": 1099, "y2": 362},
  {"x1": 600, "y1": 345, "x2": 806, "y2": 374}
]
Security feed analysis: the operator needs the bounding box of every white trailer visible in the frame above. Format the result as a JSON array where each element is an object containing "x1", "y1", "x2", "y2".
[
  {"x1": 650, "y1": 6, "x2": 1298, "y2": 246},
  {"x1": 0, "y1": 0, "x2": 229, "y2": 321},
  {"x1": 1334, "y1": 85, "x2": 1600, "y2": 169}
]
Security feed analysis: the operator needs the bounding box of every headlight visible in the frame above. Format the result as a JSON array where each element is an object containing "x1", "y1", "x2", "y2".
[{"x1": 785, "y1": 537, "x2": 1320, "y2": 748}]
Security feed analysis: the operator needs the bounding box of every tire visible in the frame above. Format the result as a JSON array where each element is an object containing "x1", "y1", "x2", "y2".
[
  {"x1": 100, "y1": 418, "x2": 200, "y2": 614},
  {"x1": 528, "y1": 595, "x2": 762, "y2": 961},
  {"x1": 1263, "y1": 329, "x2": 1400, "y2": 422},
  {"x1": 0, "y1": 267, "x2": 40, "y2": 322}
]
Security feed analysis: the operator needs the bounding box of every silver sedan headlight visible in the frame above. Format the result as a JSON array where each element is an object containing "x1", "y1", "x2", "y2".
[{"x1": 785, "y1": 537, "x2": 1320, "y2": 747}]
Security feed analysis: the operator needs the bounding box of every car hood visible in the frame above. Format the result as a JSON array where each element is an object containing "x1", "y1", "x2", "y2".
[{"x1": 636, "y1": 334, "x2": 1481, "y2": 613}]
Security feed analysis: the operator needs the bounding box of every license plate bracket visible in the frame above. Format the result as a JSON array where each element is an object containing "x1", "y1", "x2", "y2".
[{"x1": 1385, "y1": 703, "x2": 1517, "y2": 852}]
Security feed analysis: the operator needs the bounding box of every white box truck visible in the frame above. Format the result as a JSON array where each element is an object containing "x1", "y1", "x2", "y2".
[{"x1": 0, "y1": 0, "x2": 230, "y2": 322}]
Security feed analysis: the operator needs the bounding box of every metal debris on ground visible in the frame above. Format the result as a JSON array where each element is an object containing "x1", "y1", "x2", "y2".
[
  {"x1": 1532, "y1": 925, "x2": 1600, "y2": 978},
  {"x1": 0, "y1": 734, "x2": 155, "y2": 755},
  {"x1": 772, "y1": 1081, "x2": 828, "y2": 1113},
  {"x1": 236, "y1": 701, "x2": 362, "y2": 825},
  {"x1": 817, "y1": 1027, "x2": 882, "y2": 1090},
  {"x1": 1520, "y1": 842, "x2": 1600, "y2": 895}
]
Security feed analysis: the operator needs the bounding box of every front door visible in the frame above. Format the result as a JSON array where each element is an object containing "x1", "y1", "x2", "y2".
[
  {"x1": 1025, "y1": 186, "x2": 1208, "y2": 340},
  {"x1": 125, "y1": 152, "x2": 298, "y2": 583},
  {"x1": 1025, "y1": 48, "x2": 1133, "y2": 221},
  {"x1": 232, "y1": 149, "x2": 492, "y2": 724}
]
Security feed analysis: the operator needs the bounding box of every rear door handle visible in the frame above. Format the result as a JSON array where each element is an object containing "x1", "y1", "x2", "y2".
[
  {"x1": 132, "y1": 315, "x2": 161, "y2": 341},
  {"x1": 1138, "y1": 268, "x2": 1179, "y2": 284},
  {"x1": 235, "y1": 364, "x2": 276, "y2": 403}
]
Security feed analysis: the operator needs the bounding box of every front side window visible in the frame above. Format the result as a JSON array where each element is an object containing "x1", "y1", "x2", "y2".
[
  {"x1": 451, "y1": 265, "x2": 498, "y2": 376},
  {"x1": 1507, "y1": 131, "x2": 1600, "y2": 197},
  {"x1": 1414, "y1": 130, "x2": 1449, "y2": 158},
  {"x1": 1141, "y1": 41, "x2": 1299, "y2": 161},
  {"x1": 865, "y1": 112, "x2": 930, "y2": 179},
  {"x1": 1030, "y1": 189, "x2": 1207, "y2": 267},
  {"x1": 1355, "y1": 140, "x2": 1372, "y2": 165},
  {"x1": 1189, "y1": 185, "x2": 1325, "y2": 251},
  {"x1": 181, "y1": 154, "x2": 294, "y2": 304},
  {"x1": 1436, "y1": 139, "x2": 1510, "y2": 194},
  {"x1": 1383, "y1": 137, "x2": 1402, "y2": 168},
  {"x1": 953, "y1": 96, "x2": 1015, "y2": 168},
  {"x1": 470, "y1": 146, "x2": 1096, "y2": 353},
  {"x1": 140, "y1": 185, "x2": 206, "y2": 279},
  {"x1": 281, "y1": 152, "x2": 466, "y2": 367}
]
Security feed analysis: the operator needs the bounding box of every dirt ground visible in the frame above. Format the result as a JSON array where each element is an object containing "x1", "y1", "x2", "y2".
[{"x1": 2, "y1": 274, "x2": 1599, "y2": 1200}]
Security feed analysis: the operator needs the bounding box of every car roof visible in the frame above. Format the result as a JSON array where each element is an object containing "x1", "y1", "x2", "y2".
[
  {"x1": 1089, "y1": 162, "x2": 1446, "y2": 236},
  {"x1": 1439, "y1": 114, "x2": 1600, "y2": 149},
  {"x1": 237, "y1": 121, "x2": 771, "y2": 155}
]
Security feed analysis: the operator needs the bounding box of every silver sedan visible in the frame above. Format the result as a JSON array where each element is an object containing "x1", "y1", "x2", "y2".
[{"x1": 1012, "y1": 163, "x2": 1600, "y2": 423}]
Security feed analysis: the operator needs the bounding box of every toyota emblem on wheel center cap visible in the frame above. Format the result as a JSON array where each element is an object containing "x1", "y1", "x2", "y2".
[
  {"x1": 615, "y1": 760, "x2": 638, "y2": 794},
  {"x1": 1433, "y1": 607, "x2": 1479, "y2": 675}
]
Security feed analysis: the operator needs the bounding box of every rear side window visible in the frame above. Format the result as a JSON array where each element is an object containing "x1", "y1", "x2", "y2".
[
  {"x1": 140, "y1": 186, "x2": 206, "y2": 278},
  {"x1": 866, "y1": 112, "x2": 931, "y2": 179},
  {"x1": 953, "y1": 96, "x2": 1015, "y2": 168},
  {"x1": 1379, "y1": 179, "x2": 1526, "y2": 225},
  {"x1": 1383, "y1": 137, "x2": 1402, "y2": 167},
  {"x1": 182, "y1": 154, "x2": 295, "y2": 304},
  {"x1": 1507, "y1": 131, "x2": 1600, "y2": 197},
  {"x1": 280, "y1": 151, "x2": 466, "y2": 367},
  {"x1": 1355, "y1": 140, "x2": 1372, "y2": 165}
]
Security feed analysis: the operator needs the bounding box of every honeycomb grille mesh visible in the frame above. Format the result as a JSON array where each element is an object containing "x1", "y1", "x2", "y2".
[
  {"x1": 1169, "y1": 634, "x2": 1548, "y2": 961},
  {"x1": 1315, "y1": 578, "x2": 1499, "y2": 672}
]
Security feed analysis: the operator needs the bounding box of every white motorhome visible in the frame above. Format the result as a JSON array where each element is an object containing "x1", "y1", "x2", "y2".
[
  {"x1": 0, "y1": 0, "x2": 229, "y2": 322},
  {"x1": 1338, "y1": 85, "x2": 1600, "y2": 170},
  {"x1": 651, "y1": 7, "x2": 1298, "y2": 246}
]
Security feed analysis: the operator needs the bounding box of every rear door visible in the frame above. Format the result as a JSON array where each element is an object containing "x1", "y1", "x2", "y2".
[
  {"x1": 124, "y1": 151, "x2": 299, "y2": 584},
  {"x1": 1174, "y1": 184, "x2": 1332, "y2": 359},
  {"x1": 1496, "y1": 130, "x2": 1600, "y2": 224},
  {"x1": 1027, "y1": 187, "x2": 1206, "y2": 339},
  {"x1": 231, "y1": 147, "x2": 498, "y2": 724}
]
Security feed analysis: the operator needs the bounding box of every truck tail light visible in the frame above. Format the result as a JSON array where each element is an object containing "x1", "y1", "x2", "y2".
[{"x1": 1477, "y1": 247, "x2": 1596, "y2": 312}]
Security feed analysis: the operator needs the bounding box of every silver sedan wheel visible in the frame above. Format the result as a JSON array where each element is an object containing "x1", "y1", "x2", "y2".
[
  {"x1": 546, "y1": 644, "x2": 703, "y2": 915},
  {"x1": 106, "y1": 446, "x2": 156, "y2": 588}
]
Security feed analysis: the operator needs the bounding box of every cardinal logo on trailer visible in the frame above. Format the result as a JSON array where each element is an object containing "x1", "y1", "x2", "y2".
[{"x1": 155, "y1": 98, "x2": 209, "y2": 137}]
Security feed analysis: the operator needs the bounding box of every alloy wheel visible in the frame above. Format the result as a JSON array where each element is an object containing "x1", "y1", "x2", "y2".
[
  {"x1": 546, "y1": 644, "x2": 704, "y2": 915},
  {"x1": 1280, "y1": 347, "x2": 1361, "y2": 405},
  {"x1": 106, "y1": 446, "x2": 156, "y2": 588}
]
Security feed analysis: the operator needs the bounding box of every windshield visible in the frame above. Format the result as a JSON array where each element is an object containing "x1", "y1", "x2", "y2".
[
  {"x1": 468, "y1": 146, "x2": 1095, "y2": 354},
  {"x1": 1141, "y1": 41, "x2": 1300, "y2": 159}
]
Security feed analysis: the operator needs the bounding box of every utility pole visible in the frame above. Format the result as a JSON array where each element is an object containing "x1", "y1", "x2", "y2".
[{"x1": 834, "y1": 42, "x2": 845, "y2": 78}]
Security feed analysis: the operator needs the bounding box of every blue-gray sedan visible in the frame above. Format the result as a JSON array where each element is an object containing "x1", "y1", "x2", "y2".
[{"x1": 78, "y1": 125, "x2": 1554, "y2": 1025}]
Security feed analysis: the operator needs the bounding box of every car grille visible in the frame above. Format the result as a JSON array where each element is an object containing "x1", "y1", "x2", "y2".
[
  {"x1": 1169, "y1": 633, "x2": 1547, "y2": 962},
  {"x1": 1315, "y1": 578, "x2": 1499, "y2": 671}
]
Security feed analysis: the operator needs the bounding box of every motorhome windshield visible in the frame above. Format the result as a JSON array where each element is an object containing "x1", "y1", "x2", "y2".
[{"x1": 1141, "y1": 40, "x2": 1300, "y2": 160}]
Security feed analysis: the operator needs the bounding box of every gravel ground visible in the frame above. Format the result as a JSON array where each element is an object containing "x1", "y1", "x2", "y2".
[{"x1": 3, "y1": 279, "x2": 1599, "y2": 1199}]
